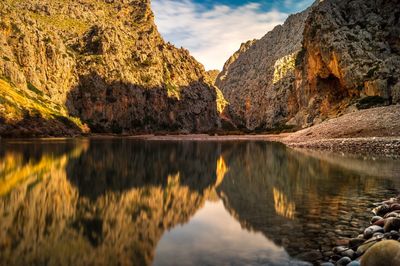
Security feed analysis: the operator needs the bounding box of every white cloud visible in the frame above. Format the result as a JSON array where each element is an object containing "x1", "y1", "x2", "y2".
[
  {"x1": 152, "y1": 0, "x2": 288, "y2": 70},
  {"x1": 284, "y1": 0, "x2": 314, "y2": 11}
]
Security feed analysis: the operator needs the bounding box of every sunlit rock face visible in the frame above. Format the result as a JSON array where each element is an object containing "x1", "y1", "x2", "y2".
[
  {"x1": 0, "y1": 140, "x2": 220, "y2": 266},
  {"x1": 294, "y1": 0, "x2": 400, "y2": 125},
  {"x1": 217, "y1": 0, "x2": 400, "y2": 130},
  {"x1": 0, "y1": 0, "x2": 219, "y2": 136}
]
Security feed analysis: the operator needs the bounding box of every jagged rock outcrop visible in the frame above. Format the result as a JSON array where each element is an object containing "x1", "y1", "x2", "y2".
[
  {"x1": 217, "y1": 0, "x2": 400, "y2": 130},
  {"x1": 205, "y1": 70, "x2": 220, "y2": 85},
  {"x1": 0, "y1": 0, "x2": 219, "y2": 136}
]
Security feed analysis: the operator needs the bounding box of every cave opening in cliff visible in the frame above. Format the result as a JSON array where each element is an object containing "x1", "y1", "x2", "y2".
[{"x1": 316, "y1": 74, "x2": 347, "y2": 103}]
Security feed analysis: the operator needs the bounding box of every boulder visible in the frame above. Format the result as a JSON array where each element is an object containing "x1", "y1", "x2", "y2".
[{"x1": 361, "y1": 240, "x2": 400, "y2": 266}]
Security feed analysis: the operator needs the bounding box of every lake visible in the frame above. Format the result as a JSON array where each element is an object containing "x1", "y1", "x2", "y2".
[{"x1": 0, "y1": 138, "x2": 399, "y2": 265}]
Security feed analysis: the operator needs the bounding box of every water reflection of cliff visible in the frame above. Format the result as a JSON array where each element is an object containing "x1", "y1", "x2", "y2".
[
  {"x1": 0, "y1": 140, "x2": 399, "y2": 265},
  {"x1": 0, "y1": 140, "x2": 221, "y2": 266},
  {"x1": 217, "y1": 142, "x2": 400, "y2": 259}
]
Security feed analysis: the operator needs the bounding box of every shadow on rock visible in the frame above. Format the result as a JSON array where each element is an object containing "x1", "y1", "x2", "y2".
[{"x1": 66, "y1": 73, "x2": 220, "y2": 134}]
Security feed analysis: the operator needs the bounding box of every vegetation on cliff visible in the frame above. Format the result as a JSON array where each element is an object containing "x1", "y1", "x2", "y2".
[{"x1": 0, "y1": 0, "x2": 221, "y2": 136}]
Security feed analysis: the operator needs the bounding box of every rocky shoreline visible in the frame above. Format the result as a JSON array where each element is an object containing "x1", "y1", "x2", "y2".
[
  {"x1": 320, "y1": 196, "x2": 400, "y2": 266},
  {"x1": 124, "y1": 134, "x2": 400, "y2": 158},
  {"x1": 284, "y1": 137, "x2": 400, "y2": 159}
]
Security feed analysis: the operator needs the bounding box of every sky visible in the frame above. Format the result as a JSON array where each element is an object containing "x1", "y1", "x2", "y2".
[{"x1": 152, "y1": 0, "x2": 314, "y2": 70}]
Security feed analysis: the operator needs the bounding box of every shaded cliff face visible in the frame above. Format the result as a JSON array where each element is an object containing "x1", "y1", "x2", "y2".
[
  {"x1": 216, "y1": 11, "x2": 310, "y2": 130},
  {"x1": 0, "y1": 0, "x2": 219, "y2": 135},
  {"x1": 217, "y1": 0, "x2": 400, "y2": 130}
]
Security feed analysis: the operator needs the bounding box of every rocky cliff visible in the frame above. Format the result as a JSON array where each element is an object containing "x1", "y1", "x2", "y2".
[
  {"x1": 217, "y1": 0, "x2": 400, "y2": 131},
  {"x1": 0, "y1": 0, "x2": 219, "y2": 136}
]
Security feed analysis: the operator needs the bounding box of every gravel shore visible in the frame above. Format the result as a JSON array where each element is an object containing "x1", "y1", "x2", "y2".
[
  {"x1": 280, "y1": 106, "x2": 400, "y2": 157},
  {"x1": 283, "y1": 137, "x2": 400, "y2": 158}
]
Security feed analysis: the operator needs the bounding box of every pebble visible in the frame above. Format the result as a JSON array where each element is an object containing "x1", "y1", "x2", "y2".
[
  {"x1": 349, "y1": 238, "x2": 365, "y2": 250},
  {"x1": 388, "y1": 230, "x2": 400, "y2": 240},
  {"x1": 336, "y1": 256, "x2": 352, "y2": 266},
  {"x1": 389, "y1": 203, "x2": 400, "y2": 211},
  {"x1": 370, "y1": 216, "x2": 382, "y2": 224},
  {"x1": 335, "y1": 239, "x2": 350, "y2": 246},
  {"x1": 383, "y1": 217, "x2": 400, "y2": 232},
  {"x1": 333, "y1": 246, "x2": 347, "y2": 254},
  {"x1": 383, "y1": 211, "x2": 400, "y2": 218},
  {"x1": 320, "y1": 197, "x2": 400, "y2": 265},
  {"x1": 363, "y1": 225, "x2": 384, "y2": 239},
  {"x1": 295, "y1": 250, "x2": 322, "y2": 261},
  {"x1": 372, "y1": 232, "x2": 383, "y2": 238},
  {"x1": 341, "y1": 249, "x2": 355, "y2": 259},
  {"x1": 320, "y1": 263, "x2": 334, "y2": 266},
  {"x1": 356, "y1": 237, "x2": 379, "y2": 256},
  {"x1": 372, "y1": 219, "x2": 385, "y2": 226},
  {"x1": 323, "y1": 251, "x2": 334, "y2": 258},
  {"x1": 372, "y1": 204, "x2": 390, "y2": 216},
  {"x1": 383, "y1": 198, "x2": 397, "y2": 205},
  {"x1": 347, "y1": 261, "x2": 360, "y2": 266}
]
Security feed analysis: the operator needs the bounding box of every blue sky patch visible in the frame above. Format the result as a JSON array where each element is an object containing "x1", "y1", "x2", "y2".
[{"x1": 152, "y1": 0, "x2": 314, "y2": 70}]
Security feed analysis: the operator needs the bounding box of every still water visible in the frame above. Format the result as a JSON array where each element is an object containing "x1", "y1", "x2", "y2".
[{"x1": 0, "y1": 139, "x2": 399, "y2": 266}]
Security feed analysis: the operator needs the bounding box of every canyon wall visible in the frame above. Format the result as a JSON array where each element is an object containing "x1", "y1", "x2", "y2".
[
  {"x1": 217, "y1": 0, "x2": 400, "y2": 131},
  {"x1": 0, "y1": 0, "x2": 220, "y2": 136}
]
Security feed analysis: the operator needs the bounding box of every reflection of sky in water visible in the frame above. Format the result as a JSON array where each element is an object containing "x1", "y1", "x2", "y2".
[{"x1": 154, "y1": 200, "x2": 300, "y2": 266}]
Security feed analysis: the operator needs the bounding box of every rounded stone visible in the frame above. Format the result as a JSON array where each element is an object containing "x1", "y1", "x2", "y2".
[
  {"x1": 370, "y1": 216, "x2": 382, "y2": 224},
  {"x1": 337, "y1": 256, "x2": 352, "y2": 266},
  {"x1": 320, "y1": 263, "x2": 334, "y2": 266},
  {"x1": 388, "y1": 230, "x2": 400, "y2": 239},
  {"x1": 361, "y1": 240, "x2": 400, "y2": 266},
  {"x1": 389, "y1": 203, "x2": 400, "y2": 211},
  {"x1": 333, "y1": 246, "x2": 347, "y2": 254},
  {"x1": 384, "y1": 217, "x2": 400, "y2": 232},
  {"x1": 384, "y1": 211, "x2": 400, "y2": 218},
  {"x1": 356, "y1": 239, "x2": 378, "y2": 256},
  {"x1": 347, "y1": 261, "x2": 361, "y2": 266},
  {"x1": 372, "y1": 232, "x2": 384, "y2": 238},
  {"x1": 363, "y1": 225, "x2": 384, "y2": 239},
  {"x1": 372, "y1": 219, "x2": 385, "y2": 226},
  {"x1": 341, "y1": 249, "x2": 355, "y2": 259},
  {"x1": 373, "y1": 204, "x2": 390, "y2": 216},
  {"x1": 349, "y1": 238, "x2": 365, "y2": 250}
]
